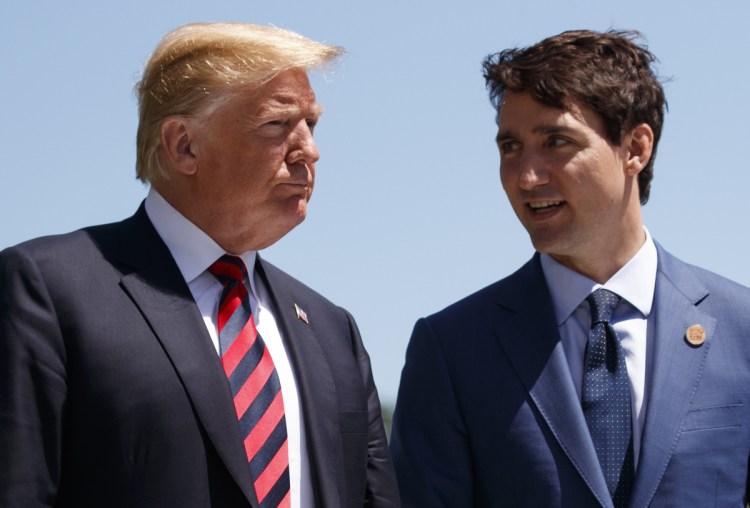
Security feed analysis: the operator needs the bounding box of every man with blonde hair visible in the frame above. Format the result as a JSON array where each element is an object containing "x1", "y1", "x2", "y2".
[{"x1": 0, "y1": 23, "x2": 399, "y2": 507}]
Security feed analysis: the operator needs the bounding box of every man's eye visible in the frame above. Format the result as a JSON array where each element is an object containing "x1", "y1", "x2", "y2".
[
  {"x1": 306, "y1": 119, "x2": 317, "y2": 132},
  {"x1": 257, "y1": 120, "x2": 287, "y2": 136},
  {"x1": 499, "y1": 140, "x2": 519, "y2": 155},
  {"x1": 547, "y1": 136, "x2": 570, "y2": 147}
]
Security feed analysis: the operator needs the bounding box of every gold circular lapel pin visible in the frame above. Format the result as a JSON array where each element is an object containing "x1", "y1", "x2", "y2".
[{"x1": 685, "y1": 324, "x2": 706, "y2": 347}]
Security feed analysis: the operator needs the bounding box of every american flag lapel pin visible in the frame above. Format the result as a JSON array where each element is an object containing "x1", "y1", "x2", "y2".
[{"x1": 294, "y1": 303, "x2": 309, "y2": 324}]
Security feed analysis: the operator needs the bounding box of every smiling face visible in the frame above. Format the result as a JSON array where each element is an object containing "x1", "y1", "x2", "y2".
[
  {"x1": 497, "y1": 91, "x2": 649, "y2": 281},
  {"x1": 158, "y1": 68, "x2": 322, "y2": 253}
]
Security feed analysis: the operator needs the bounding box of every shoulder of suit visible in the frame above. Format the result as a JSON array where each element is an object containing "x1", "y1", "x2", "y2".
[
  {"x1": 680, "y1": 261, "x2": 750, "y2": 304},
  {"x1": 1, "y1": 208, "x2": 149, "y2": 280},
  {"x1": 3, "y1": 228, "x2": 100, "y2": 265},
  {"x1": 5, "y1": 205, "x2": 142, "y2": 257},
  {"x1": 656, "y1": 243, "x2": 750, "y2": 309},
  {"x1": 425, "y1": 254, "x2": 540, "y2": 323}
]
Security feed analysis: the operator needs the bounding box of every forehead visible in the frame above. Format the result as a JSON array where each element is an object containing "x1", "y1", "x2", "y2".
[
  {"x1": 214, "y1": 68, "x2": 322, "y2": 120},
  {"x1": 253, "y1": 69, "x2": 319, "y2": 113},
  {"x1": 498, "y1": 91, "x2": 604, "y2": 135}
]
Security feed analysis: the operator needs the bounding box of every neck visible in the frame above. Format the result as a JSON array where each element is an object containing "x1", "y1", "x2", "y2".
[{"x1": 552, "y1": 225, "x2": 646, "y2": 284}]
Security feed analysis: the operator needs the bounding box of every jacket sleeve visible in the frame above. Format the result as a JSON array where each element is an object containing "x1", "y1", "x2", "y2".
[
  {"x1": 345, "y1": 309, "x2": 401, "y2": 508},
  {"x1": 390, "y1": 317, "x2": 474, "y2": 507},
  {"x1": 0, "y1": 245, "x2": 66, "y2": 507}
]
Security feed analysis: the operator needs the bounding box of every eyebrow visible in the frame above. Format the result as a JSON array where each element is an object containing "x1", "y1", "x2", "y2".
[
  {"x1": 259, "y1": 103, "x2": 324, "y2": 120},
  {"x1": 497, "y1": 124, "x2": 574, "y2": 142}
]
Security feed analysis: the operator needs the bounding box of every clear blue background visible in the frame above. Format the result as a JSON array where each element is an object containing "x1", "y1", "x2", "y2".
[{"x1": 2, "y1": 0, "x2": 748, "y2": 406}]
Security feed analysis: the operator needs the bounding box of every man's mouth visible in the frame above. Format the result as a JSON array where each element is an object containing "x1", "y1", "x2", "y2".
[{"x1": 528, "y1": 200, "x2": 563, "y2": 211}]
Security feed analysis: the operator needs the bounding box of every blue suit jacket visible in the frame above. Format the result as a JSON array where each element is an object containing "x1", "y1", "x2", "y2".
[
  {"x1": 391, "y1": 244, "x2": 750, "y2": 507},
  {"x1": 0, "y1": 205, "x2": 399, "y2": 507}
]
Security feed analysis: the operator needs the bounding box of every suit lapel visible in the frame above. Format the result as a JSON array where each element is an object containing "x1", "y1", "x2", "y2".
[
  {"x1": 115, "y1": 206, "x2": 258, "y2": 506},
  {"x1": 493, "y1": 256, "x2": 612, "y2": 508},
  {"x1": 256, "y1": 258, "x2": 342, "y2": 507},
  {"x1": 629, "y1": 245, "x2": 715, "y2": 507}
]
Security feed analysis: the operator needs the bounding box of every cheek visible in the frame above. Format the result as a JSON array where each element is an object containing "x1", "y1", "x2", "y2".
[{"x1": 499, "y1": 166, "x2": 515, "y2": 192}]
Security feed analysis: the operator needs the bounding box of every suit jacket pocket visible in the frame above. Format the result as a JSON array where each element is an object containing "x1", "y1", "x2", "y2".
[
  {"x1": 682, "y1": 403, "x2": 743, "y2": 432},
  {"x1": 339, "y1": 411, "x2": 368, "y2": 434},
  {"x1": 665, "y1": 402, "x2": 748, "y2": 506}
]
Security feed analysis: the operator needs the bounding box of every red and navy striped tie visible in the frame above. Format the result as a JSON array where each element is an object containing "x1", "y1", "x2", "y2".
[{"x1": 209, "y1": 255, "x2": 291, "y2": 508}]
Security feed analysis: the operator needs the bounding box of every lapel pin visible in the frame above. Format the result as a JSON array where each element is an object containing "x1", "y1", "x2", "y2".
[
  {"x1": 294, "y1": 303, "x2": 309, "y2": 324},
  {"x1": 685, "y1": 324, "x2": 706, "y2": 347}
]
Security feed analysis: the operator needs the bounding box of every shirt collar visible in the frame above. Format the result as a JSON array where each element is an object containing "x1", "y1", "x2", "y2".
[
  {"x1": 540, "y1": 227, "x2": 657, "y2": 325},
  {"x1": 144, "y1": 187, "x2": 258, "y2": 287}
]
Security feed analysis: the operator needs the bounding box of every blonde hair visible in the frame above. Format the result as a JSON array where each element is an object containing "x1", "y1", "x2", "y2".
[{"x1": 135, "y1": 22, "x2": 344, "y2": 182}]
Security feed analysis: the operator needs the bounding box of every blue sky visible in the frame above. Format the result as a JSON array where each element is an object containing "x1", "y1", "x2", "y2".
[{"x1": 2, "y1": 0, "x2": 749, "y2": 405}]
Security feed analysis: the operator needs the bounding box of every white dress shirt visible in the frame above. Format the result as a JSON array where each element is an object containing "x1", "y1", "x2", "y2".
[
  {"x1": 144, "y1": 188, "x2": 312, "y2": 507},
  {"x1": 540, "y1": 228, "x2": 658, "y2": 466}
]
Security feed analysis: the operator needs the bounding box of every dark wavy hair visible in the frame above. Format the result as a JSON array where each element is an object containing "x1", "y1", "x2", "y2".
[{"x1": 482, "y1": 30, "x2": 666, "y2": 204}]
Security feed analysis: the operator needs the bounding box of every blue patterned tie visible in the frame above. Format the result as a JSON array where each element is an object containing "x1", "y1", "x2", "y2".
[{"x1": 581, "y1": 289, "x2": 634, "y2": 508}]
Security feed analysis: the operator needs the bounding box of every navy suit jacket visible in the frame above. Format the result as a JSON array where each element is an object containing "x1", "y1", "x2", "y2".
[
  {"x1": 391, "y1": 245, "x2": 750, "y2": 507},
  {"x1": 0, "y1": 205, "x2": 399, "y2": 507}
]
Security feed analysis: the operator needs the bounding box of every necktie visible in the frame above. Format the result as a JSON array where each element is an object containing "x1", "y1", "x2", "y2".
[
  {"x1": 209, "y1": 255, "x2": 290, "y2": 508},
  {"x1": 581, "y1": 289, "x2": 634, "y2": 508}
]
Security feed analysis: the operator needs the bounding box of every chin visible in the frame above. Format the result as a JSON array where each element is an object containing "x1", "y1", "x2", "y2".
[
  {"x1": 529, "y1": 233, "x2": 566, "y2": 256},
  {"x1": 278, "y1": 208, "x2": 307, "y2": 236},
  {"x1": 292, "y1": 199, "x2": 308, "y2": 221},
  {"x1": 255, "y1": 224, "x2": 298, "y2": 250}
]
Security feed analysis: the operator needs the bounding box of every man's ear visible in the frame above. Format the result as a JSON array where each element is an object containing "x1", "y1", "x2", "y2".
[
  {"x1": 160, "y1": 116, "x2": 198, "y2": 176},
  {"x1": 625, "y1": 123, "x2": 654, "y2": 176}
]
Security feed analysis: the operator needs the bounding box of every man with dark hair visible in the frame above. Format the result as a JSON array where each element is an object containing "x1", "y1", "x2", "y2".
[
  {"x1": 391, "y1": 29, "x2": 750, "y2": 507},
  {"x1": 0, "y1": 23, "x2": 399, "y2": 507}
]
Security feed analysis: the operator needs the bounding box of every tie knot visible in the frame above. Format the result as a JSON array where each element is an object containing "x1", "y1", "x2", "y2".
[
  {"x1": 587, "y1": 288, "x2": 620, "y2": 324},
  {"x1": 208, "y1": 255, "x2": 248, "y2": 285}
]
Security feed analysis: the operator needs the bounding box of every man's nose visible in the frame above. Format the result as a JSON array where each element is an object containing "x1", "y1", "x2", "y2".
[
  {"x1": 517, "y1": 153, "x2": 549, "y2": 190},
  {"x1": 286, "y1": 121, "x2": 320, "y2": 166}
]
